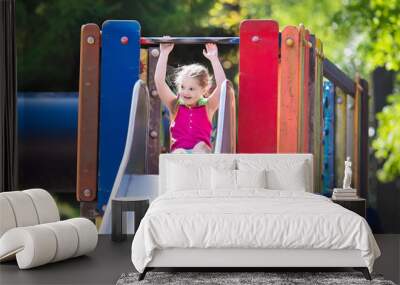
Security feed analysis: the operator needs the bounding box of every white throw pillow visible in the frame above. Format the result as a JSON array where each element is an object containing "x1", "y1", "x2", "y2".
[
  {"x1": 266, "y1": 161, "x2": 308, "y2": 191},
  {"x1": 211, "y1": 168, "x2": 236, "y2": 190},
  {"x1": 167, "y1": 162, "x2": 211, "y2": 191},
  {"x1": 236, "y1": 169, "x2": 267, "y2": 189}
]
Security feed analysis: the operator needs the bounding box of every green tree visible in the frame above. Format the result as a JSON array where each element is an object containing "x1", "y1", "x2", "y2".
[
  {"x1": 372, "y1": 92, "x2": 400, "y2": 182},
  {"x1": 336, "y1": 0, "x2": 400, "y2": 182},
  {"x1": 204, "y1": 0, "x2": 400, "y2": 183},
  {"x1": 203, "y1": 0, "x2": 353, "y2": 73},
  {"x1": 334, "y1": 0, "x2": 400, "y2": 72},
  {"x1": 16, "y1": 0, "x2": 217, "y2": 91},
  {"x1": 16, "y1": 0, "x2": 119, "y2": 91}
]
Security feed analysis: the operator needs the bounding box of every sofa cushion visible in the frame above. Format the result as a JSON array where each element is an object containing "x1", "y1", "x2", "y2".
[
  {"x1": 0, "y1": 191, "x2": 39, "y2": 228},
  {"x1": 23, "y1": 189, "x2": 60, "y2": 224},
  {"x1": 0, "y1": 196, "x2": 17, "y2": 237},
  {"x1": 42, "y1": 221, "x2": 79, "y2": 262},
  {"x1": 0, "y1": 189, "x2": 60, "y2": 238},
  {"x1": 0, "y1": 218, "x2": 97, "y2": 269}
]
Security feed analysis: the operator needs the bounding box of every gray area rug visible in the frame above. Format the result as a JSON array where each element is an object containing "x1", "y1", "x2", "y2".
[{"x1": 116, "y1": 271, "x2": 396, "y2": 285}]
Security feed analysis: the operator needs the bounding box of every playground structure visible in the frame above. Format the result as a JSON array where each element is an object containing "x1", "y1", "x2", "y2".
[
  {"x1": 97, "y1": 78, "x2": 236, "y2": 234},
  {"x1": 76, "y1": 20, "x2": 369, "y2": 229}
]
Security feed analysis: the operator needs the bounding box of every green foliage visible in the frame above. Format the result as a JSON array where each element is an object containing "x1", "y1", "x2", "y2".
[
  {"x1": 52, "y1": 193, "x2": 80, "y2": 219},
  {"x1": 206, "y1": 0, "x2": 400, "y2": 183},
  {"x1": 17, "y1": 0, "x2": 400, "y2": 88},
  {"x1": 336, "y1": 0, "x2": 400, "y2": 182},
  {"x1": 372, "y1": 92, "x2": 400, "y2": 182},
  {"x1": 334, "y1": 0, "x2": 400, "y2": 73},
  {"x1": 16, "y1": 0, "x2": 217, "y2": 91},
  {"x1": 17, "y1": 0, "x2": 119, "y2": 91},
  {"x1": 205, "y1": 0, "x2": 356, "y2": 74}
]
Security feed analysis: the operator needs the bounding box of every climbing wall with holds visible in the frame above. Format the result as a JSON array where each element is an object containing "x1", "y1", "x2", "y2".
[
  {"x1": 97, "y1": 20, "x2": 141, "y2": 213},
  {"x1": 322, "y1": 81, "x2": 335, "y2": 196},
  {"x1": 238, "y1": 19, "x2": 279, "y2": 153}
]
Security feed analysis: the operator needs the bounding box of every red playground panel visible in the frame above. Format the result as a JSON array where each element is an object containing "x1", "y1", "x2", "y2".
[{"x1": 238, "y1": 20, "x2": 279, "y2": 153}]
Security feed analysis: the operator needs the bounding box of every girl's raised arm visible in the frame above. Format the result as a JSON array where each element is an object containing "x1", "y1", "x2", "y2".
[
  {"x1": 154, "y1": 40, "x2": 177, "y2": 112},
  {"x1": 203, "y1": 43, "x2": 226, "y2": 113}
]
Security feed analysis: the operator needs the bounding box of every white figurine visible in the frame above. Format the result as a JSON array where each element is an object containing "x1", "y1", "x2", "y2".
[{"x1": 343, "y1": 157, "x2": 352, "y2": 189}]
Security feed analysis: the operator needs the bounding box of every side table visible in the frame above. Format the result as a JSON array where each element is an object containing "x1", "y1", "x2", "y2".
[
  {"x1": 112, "y1": 197, "x2": 149, "y2": 242},
  {"x1": 331, "y1": 198, "x2": 366, "y2": 218}
]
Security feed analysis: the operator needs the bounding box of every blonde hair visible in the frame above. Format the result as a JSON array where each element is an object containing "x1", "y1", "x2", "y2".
[{"x1": 174, "y1": 64, "x2": 213, "y2": 92}]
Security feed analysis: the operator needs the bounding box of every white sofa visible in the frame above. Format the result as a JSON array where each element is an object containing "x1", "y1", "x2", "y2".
[
  {"x1": 0, "y1": 189, "x2": 98, "y2": 269},
  {"x1": 131, "y1": 154, "x2": 379, "y2": 281}
]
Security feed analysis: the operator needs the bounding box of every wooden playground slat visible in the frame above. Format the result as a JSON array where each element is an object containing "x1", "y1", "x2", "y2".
[
  {"x1": 360, "y1": 79, "x2": 369, "y2": 198},
  {"x1": 298, "y1": 25, "x2": 306, "y2": 152},
  {"x1": 322, "y1": 81, "x2": 335, "y2": 196},
  {"x1": 77, "y1": 23, "x2": 100, "y2": 202},
  {"x1": 346, "y1": 94, "x2": 354, "y2": 163},
  {"x1": 314, "y1": 38, "x2": 324, "y2": 194},
  {"x1": 308, "y1": 36, "x2": 316, "y2": 155},
  {"x1": 353, "y1": 78, "x2": 361, "y2": 195},
  {"x1": 302, "y1": 29, "x2": 311, "y2": 153},
  {"x1": 277, "y1": 25, "x2": 299, "y2": 153},
  {"x1": 147, "y1": 47, "x2": 161, "y2": 174},
  {"x1": 238, "y1": 20, "x2": 279, "y2": 153},
  {"x1": 335, "y1": 87, "x2": 347, "y2": 189}
]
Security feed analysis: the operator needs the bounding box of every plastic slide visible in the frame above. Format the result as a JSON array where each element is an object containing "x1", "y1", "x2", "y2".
[{"x1": 99, "y1": 79, "x2": 236, "y2": 234}]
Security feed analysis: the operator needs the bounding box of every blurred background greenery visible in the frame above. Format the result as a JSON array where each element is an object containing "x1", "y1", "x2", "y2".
[
  {"x1": 16, "y1": 0, "x2": 400, "y2": 89},
  {"x1": 16, "y1": 0, "x2": 400, "y2": 226}
]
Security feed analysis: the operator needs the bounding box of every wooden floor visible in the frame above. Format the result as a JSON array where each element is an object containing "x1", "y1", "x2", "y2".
[{"x1": 0, "y1": 235, "x2": 398, "y2": 285}]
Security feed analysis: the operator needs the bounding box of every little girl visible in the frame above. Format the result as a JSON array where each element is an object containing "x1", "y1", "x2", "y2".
[{"x1": 155, "y1": 38, "x2": 226, "y2": 153}]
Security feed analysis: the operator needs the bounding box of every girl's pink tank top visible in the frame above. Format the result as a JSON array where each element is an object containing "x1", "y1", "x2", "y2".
[{"x1": 170, "y1": 104, "x2": 212, "y2": 151}]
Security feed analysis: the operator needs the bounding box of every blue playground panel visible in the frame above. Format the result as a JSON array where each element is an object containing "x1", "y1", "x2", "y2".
[
  {"x1": 322, "y1": 81, "x2": 335, "y2": 197},
  {"x1": 98, "y1": 20, "x2": 141, "y2": 213}
]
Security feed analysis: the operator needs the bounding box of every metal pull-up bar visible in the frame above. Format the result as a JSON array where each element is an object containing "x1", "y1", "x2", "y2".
[{"x1": 140, "y1": 37, "x2": 240, "y2": 45}]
